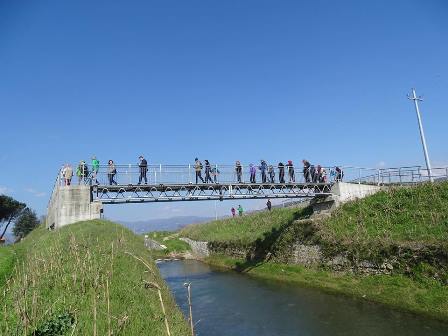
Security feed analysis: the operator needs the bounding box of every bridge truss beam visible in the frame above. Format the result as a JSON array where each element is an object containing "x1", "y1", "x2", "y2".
[{"x1": 93, "y1": 183, "x2": 333, "y2": 204}]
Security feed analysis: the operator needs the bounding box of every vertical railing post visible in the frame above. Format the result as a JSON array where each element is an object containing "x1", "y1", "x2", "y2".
[
  {"x1": 358, "y1": 168, "x2": 361, "y2": 185},
  {"x1": 128, "y1": 164, "x2": 132, "y2": 185},
  {"x1": 160, "y1": 164, "x2": 162, "y2": 184},
  {"x1": 189, "y1": 164, "x2": 192, "y2": 184},
  {"x1": 399, "y1": 168, "x2": 402, "y2": 184}
]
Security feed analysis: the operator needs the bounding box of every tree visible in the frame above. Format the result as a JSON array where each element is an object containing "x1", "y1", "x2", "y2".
[
  {"x1": 13, "y1": 208, "x2": 40, "y2": 239},
  {"x1": 0, "y1": 195, "x2": 26, "y2": 240}
]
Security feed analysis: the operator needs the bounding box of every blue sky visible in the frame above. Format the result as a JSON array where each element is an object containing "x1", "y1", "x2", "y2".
[{"x1": 0, "y1": 0, "x2": 447, "y2": 221}]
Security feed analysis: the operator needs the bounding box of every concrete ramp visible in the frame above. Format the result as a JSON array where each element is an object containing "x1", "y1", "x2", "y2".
[{"x1": 47, "y1": 185, "x2": 102, "y2": 229}]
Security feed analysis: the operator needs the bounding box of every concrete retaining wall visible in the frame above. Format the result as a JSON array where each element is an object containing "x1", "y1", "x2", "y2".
[
  {"x1": 332, "y1": 182, "x2": 382, "y2": 202},
  {"x1": 47, "y1": 185, "x2": 102, "y2": 229},
  {"x1": 144, "y1": 237, "x2": 167, "y2": 250},
  {"x1": 180, "y1": 238, "x2": 210, "y2": 258}
]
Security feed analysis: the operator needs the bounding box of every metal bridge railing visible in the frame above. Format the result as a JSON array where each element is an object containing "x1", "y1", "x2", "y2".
[
  {"x1": 55, "y1": 163, "x2": 448, "y2": 188},
  {"x1": 57, "y1": 164, "x2": 355, "y2": 187}
]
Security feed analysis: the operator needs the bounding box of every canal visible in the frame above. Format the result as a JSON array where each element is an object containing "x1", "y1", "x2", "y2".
[{"x1": 158, "y1": 260, "x2": 448, "y2": 336}]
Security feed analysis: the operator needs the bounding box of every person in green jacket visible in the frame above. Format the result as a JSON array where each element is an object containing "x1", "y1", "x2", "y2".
[
  {"x1": 237, "y1": 205, "x2": 244, "y2": 216},
  {"x1": 91, "y1": 156, "x2": 100, "y2": 185}
]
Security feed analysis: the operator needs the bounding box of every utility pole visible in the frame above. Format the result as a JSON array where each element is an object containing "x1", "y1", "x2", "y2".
[{"x1": 408, "y1": 88, "x2": 433, "y2": 182}]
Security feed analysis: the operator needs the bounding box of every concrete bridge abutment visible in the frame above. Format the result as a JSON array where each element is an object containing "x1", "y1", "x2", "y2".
[
  {"x1": 47, "y1": 185, "x2": 102, "y2": 229},
  {"x1": 311, "y1": 182, "x2": 383, "y2": 215}
]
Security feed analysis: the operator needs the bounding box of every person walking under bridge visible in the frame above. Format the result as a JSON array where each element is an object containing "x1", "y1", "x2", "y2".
[{"x1": 237, "y1": 205, "x2": 244, "y2": 216}]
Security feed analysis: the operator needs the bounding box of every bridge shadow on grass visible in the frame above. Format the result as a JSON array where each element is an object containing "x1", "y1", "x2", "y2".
[{"x1": 234, "y1": 206, "x2": 313, "y2": 273}]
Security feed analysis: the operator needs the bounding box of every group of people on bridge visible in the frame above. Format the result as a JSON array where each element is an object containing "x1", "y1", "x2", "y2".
[
  {"x1": 59, "y1": 155, "x2": 344, "y2": 186},
  {"x1": 194, "y1": 158, "x2": 344, "y2": 185}
]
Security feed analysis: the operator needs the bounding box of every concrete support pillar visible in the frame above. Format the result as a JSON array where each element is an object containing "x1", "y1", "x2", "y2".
[{"x1": 47, "y1": 185, "x2": 103, "y2": 229}]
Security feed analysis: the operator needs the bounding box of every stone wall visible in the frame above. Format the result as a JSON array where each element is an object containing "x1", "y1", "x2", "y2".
[
  {"x1": 180, "y1": 238, "x2": 210, "y2": 258},
  {"x1": 144, "y1": 237, "x2": 167, "y2": 250}
]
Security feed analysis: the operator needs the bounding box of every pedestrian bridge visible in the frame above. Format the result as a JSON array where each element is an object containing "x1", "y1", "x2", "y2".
[{"x1": 46, "y1": 164, "x2": 444, "y2": 229}]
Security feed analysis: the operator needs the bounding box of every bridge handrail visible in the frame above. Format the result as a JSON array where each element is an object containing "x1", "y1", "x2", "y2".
[{"x1": 52, "y1": 163, "x2": 448, "y2": 188}]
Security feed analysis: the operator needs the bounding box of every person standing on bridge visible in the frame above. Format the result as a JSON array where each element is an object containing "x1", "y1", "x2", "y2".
[
  {"x1": 303, "y1": 160, "x2": 311, "y2": 183},
  {"x1": 259, "y1": 160, "x2": 268, "y2": 183},
  {"x1": 266, "y1": 199, "x2": 272, "y2": 211},
  {"x1": 235, "y1": 161, "x2": 242, "y2": 183},
  {"x1": 335, "y1": 166, "x2": 344, "y2": 182},
  {"x1": 77, "y1": 160, "x2": 89, "y2": 185},
  {"x1": 211, "y1": 165, "x2": 220, "y2": 183},
  {"x1": 268, "y1": 164, "x2": 275, "y2": 183},
  {"x1": 194, "y1": 158, "x2": 204, "y2": 184},
  {"x1": 108, "y1": 160, "x2": 118, "y2": 185},
  {"x1": 76, "y1": 162, "x2": 83, "y2": 185},
  {"x1": 278, "y1": 162, "x2": 285, "y2": 183},
  {"x1": 287, "y1": 160, "x2": 295, "y2": 182},
  {"x1": 310, "y1": 164, "x2": 317, "y2": 183},
  {"x1": 204, "y1": 160, "x2": 214, "y2": 183},
  {"x1": 231, "y1": 207, "x2": 236, "y2": 217},
  {"x1": 316, "y1": 165, "x2": 327, "y2": 183},
  {"x1": 63, "y1": 164, "x2": 73, "y2": 186},
  {"x1": 249, "y1": 164, "x2": 256, "y2": 183},
  {"x1": 91, "y1": 156, "x2": 100, "y2": 185},
  {"x1": 237, "y1": 205, "x2": 244, "y2": 216},
  {"x1": 138, "y1": 155, "x2": 148, "y2": 184}
]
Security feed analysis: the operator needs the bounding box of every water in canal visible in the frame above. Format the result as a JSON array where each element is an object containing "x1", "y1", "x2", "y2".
[{"x1": 158, "y1": 260, "x2": 448, "y2": 336}]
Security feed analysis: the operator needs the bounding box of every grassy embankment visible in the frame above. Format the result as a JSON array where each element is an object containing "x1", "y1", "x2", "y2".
[
  {"x1": 145, "y1": 231, "x2": 191, "y2": 258},
  {"x1": 180, "y1": 182, "x2": 448, "y2": 321},
  {"x1": 0, "y1": 220, "x2": 189, "y2": 335}
]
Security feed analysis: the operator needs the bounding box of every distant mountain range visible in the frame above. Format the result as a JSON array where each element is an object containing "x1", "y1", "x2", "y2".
[{"x1": 114, "y1": 216, "x2": 214, "y2": 234}]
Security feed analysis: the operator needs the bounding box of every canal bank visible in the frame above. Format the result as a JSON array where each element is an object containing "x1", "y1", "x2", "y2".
[
  {"x1": 158, "y1": 259, "x2": 448, "y2": 336},
  {"x1": 172, "y1": 182, "x2": 448, "y2": 322}
]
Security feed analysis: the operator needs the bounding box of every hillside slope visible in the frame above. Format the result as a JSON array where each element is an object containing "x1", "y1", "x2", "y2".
[{"x1": 0, "y1": 220, "x2": 189, "y2": 335}]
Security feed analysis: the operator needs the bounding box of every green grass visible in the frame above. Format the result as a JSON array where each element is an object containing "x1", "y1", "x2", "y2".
[
  {"x1": 181, "y1": 182, "x2": 448, "y2": 247},
  {"x1": 319, "y1": 182, "x2": 448, "y2": 245},
  {"x1": 206, "y1": 254, "x2": 448, "y2": 322},
  {"x1": 180, "y1": 206, "x2": 311, "y2": 244},
  {"x1": 146, "y1": 231, "x2": 191, "y2": 257},
  {"x1": 0, "y1": 245, "x2": 15, "y2": 287},
  {"x1": 0, "y1": 220, "x2": 189, "y2": 336}
]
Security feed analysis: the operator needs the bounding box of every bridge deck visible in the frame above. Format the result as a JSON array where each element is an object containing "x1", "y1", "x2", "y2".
[{"x1": 93, "y1": 182, "x2": 334, "y2": 204}]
